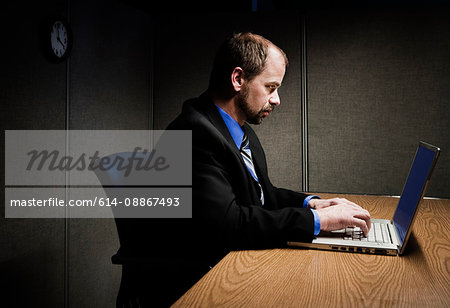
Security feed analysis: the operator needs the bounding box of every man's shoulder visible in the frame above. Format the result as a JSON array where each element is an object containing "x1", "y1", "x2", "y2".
[
  {"x1": 166, "y1": 95, "x2": 211, "y2": 130},
  {"x1": 167, "y1": 94, "x2": 231, "y2": 149}
]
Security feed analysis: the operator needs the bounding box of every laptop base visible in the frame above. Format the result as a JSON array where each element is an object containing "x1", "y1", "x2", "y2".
[{"x1": 287, "y1": 241, "x2": 398, "y2": 256}]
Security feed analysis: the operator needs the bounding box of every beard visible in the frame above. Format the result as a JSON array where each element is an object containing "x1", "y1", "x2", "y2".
[{"x1": 236, "y1": 85, "x2": 275, "y2": 125}]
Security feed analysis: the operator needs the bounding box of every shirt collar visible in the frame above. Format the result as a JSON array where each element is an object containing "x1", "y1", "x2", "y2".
[{"x1": 215, "y1": 105, "x2": 244, "y2": 149}]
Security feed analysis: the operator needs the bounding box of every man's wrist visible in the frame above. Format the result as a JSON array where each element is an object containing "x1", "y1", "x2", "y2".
[
  {"x1": 303, "y1": 195, "x2": 321, "y2": 209},
  {"x1": 310, "y1": 209, "x2": 321, "y2": 236}
]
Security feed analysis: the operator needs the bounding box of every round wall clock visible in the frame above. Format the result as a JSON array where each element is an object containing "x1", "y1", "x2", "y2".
[{"x1": 44, "y1": 17, "x2": 73, "y2": 62}]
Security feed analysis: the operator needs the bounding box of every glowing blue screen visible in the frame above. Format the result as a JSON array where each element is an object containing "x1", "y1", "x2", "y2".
[{"x1": 393, "y1": 145, "x2": 436, "y2": 246}]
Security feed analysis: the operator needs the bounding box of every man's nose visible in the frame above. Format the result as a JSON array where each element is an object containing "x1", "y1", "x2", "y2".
[{"x1": 269, "y1": 90, "x2": 281, "y2": 106}]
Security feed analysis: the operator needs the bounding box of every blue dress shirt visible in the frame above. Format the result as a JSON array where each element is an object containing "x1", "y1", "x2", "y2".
[{"x1": 215, "y1": 105, "x2": 321, "y2": 236}]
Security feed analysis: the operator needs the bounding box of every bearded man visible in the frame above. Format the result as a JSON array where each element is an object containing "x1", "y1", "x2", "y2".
[{"x1": 157, "y1": 32, "x2": 371, "y2": 306}]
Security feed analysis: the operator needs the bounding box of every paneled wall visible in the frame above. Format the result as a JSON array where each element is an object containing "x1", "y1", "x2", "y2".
[
  {"x1": 307, "y1": 8, "x2": 450, "y2": 197},
  {"x1": 68, "y1": 1, "x2": 152, "y2": 307},
  {"x1": 1, "y1": 1, "x2": 68, "y2": 307},
  {"x1": 1, "y1": 3, "x2": 449, "y2": 308},
  {"x1": 152, "y1": 8, "x2": 449, "y2": 198},
  {"x1": 1, "y1": 0, "x2": 152, "y2": 307}
]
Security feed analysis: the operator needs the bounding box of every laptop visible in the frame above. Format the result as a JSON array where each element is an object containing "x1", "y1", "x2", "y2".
[{"x1": 288, "y1": 141, "x2": 440, "y2": 256}]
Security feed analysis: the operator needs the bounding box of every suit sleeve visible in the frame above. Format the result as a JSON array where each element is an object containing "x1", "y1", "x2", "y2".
[
  {"x1": 273, "y1": 187, "x2": 310, "y2": 208},
  {"x1": 192, "y1": 141, "x2": 315, "y2": 252}
]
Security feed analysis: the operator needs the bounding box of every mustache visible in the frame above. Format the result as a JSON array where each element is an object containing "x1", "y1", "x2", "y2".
[{"x1": 263, "y1": 104, "x2": 276, "y2": 113}]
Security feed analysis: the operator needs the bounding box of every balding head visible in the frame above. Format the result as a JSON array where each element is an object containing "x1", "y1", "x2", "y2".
[{"x1": 208, "y1": 32, "x2": 288, "y2": 97}]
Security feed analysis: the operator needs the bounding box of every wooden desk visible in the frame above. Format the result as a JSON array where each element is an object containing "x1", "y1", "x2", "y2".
[{"x1": 173, "y1": 194, "x2": 450, "y2": 307}]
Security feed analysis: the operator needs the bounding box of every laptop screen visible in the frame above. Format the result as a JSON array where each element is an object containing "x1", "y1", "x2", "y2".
[{"x1": 393, "y1": 143, "x2": 438, "y2": 248}]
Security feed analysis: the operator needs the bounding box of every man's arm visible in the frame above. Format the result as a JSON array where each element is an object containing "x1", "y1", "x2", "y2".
[
  {"x1": 267, "y1": 180, "x2": 371, "y2": 236},
  {"x1": 249, "y1": 130, "x2": 371, "y2": 237},
  {"x1": 192, "y1": 146, "x2": 316, "y2": 251}
]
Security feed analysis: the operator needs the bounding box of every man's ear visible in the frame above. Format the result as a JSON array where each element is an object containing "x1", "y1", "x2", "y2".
[{"x1": 231, "y1": 67, "x2": 245, "y2": 92}]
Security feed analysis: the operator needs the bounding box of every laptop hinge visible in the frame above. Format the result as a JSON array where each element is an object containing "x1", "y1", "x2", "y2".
[{"x1": 389, "y1": 221, "x2": 401, "y2": 251}]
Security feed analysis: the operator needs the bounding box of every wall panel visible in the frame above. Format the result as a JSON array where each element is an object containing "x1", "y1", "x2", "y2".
[
  {"x1": 0, "y1": 1, "x2": 67, "y2": 307},
  {"x1": 69, "y1": 0, "x2": 152, "y2": 306},
  {"x1": 307, "y1": 8, "x2": 450, "y2": 197}
]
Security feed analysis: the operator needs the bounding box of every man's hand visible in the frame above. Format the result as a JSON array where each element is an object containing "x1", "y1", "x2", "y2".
[{"x1": 310, "y1": 198, "x2": 371, "y2": 236}]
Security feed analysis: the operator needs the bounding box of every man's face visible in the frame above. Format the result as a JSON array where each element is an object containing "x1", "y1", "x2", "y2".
[{"x1": 237, "y1": 47, "x2": 286, "y2": 125}]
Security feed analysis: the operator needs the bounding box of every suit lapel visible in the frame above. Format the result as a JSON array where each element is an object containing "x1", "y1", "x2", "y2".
[
  {"x1": 243, "y1": 124, "x2": 267, "y2": 179},
  {"x1": 196, "y1": 94, "x2": 265, "y2": 207},
  {"x1": 198, "y1": 93, "x2": 238, "y2": 150},
  {"x1": 243, "y1": 124, "x2": 277, "y2": 208},
  {"x1": 200, "y1": 101, "x2": 268, "y2": 185}
]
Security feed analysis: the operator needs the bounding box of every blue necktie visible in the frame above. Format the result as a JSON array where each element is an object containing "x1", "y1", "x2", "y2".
[{"x1": 240, "y1": 133, "x2": 264, "y2": 205}]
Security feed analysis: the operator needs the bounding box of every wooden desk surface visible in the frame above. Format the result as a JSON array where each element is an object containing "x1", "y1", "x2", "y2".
[{"x1": 173, "y1": 194, "x2": 450, "y2": 307}]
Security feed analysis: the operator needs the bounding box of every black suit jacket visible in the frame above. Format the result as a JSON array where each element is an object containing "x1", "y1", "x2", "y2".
[
  {"x1": 106, "y1": 93, "x2": 317, "y2": 306},
  {"x1": 165, "y1": 92, "x2": 315, "y2": 264}
]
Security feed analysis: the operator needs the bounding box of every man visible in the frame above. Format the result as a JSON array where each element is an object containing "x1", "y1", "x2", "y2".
[
  {"x1": 167, "y1": 32, "x2": 371, "y2": 264},
  {"x1": 126, "y1": 32, "x2": 371, "y2": 307}
]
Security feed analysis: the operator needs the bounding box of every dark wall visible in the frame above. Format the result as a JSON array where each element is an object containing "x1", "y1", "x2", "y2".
[
  {"x1": 1, "y1": 1, "x2": 67, "y2": 307},
  {"x1": 1, "y1": 2, "x2": 449, "y2": 307},
  {"x1": 68, "y1": 1, "x2": 152, "y2": 307},
  {"x1": 153, "y1": 8, "x2": 450, "y2": 198},
  {"x1": 1, "y1": 0, "x2": 152, "y2": 307},
  {"x1": 307, "y1": 8, "x2": 450, "y2": 197}
]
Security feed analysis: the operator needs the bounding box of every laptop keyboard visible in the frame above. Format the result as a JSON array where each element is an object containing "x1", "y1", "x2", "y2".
[{"x1": 344, "y1": 222, "x2": 392, "y2": 244}]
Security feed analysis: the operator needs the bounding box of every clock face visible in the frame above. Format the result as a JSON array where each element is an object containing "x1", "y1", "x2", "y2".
[{"x1": 50, "y1": 21, "x2": 68, "y2": 58}]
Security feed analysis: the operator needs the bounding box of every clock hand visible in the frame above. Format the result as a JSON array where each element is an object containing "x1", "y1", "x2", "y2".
[{"x1": 57, "y1": 37, "x2": 66, "y2": 48}]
